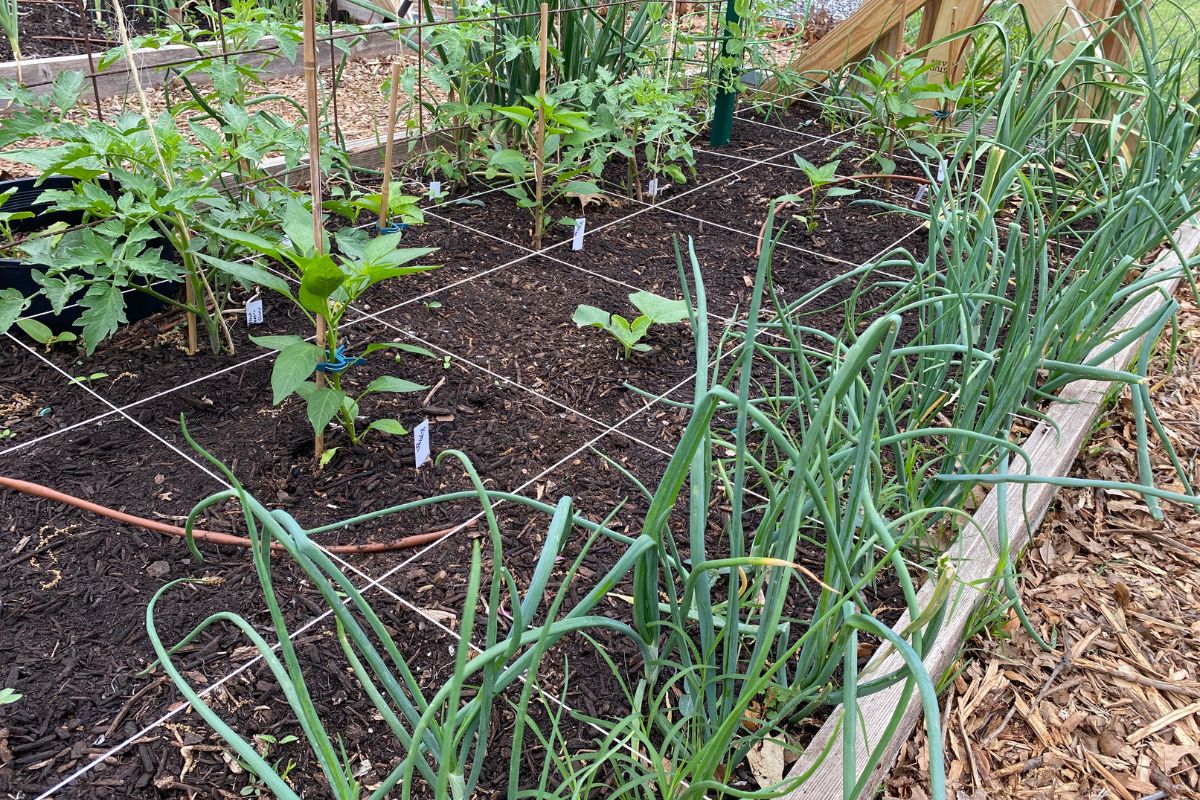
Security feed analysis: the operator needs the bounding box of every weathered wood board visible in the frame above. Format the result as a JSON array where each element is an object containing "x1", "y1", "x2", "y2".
[{"x1": 0, "y1": 23, "x2": 409, "y2": 106}]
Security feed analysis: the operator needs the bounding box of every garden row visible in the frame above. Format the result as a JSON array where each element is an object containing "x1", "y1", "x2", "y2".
[{"x1": 1, "y1": 3, "x2": 1199, "y2": 800}]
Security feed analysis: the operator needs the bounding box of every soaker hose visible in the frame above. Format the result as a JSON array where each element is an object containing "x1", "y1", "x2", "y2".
[{"x1": 0, "y1": 475, "x2": 470, "y2": 555}]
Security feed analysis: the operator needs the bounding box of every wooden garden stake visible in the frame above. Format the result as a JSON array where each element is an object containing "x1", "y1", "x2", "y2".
[
  {"x1": 532, "y1": 2, "x2": 549, "y2": 249},
  {"x1": 378, "y1": 62, "x2": 404, "y2": 232},
  {"x1": 302, "y1": 0, "x2": 327, "y2": 459}
]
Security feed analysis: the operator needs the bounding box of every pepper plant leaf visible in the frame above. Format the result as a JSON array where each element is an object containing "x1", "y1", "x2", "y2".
[
  {"x1": 270, "y1": 342, "x2": 323, "y2": 405},
  {"x1": 305, "y1": 387, "x2": 344, "y2": 435},
  {"x1": 367, "y1": 419, "x2": 408, "y2": 436},
  {"x1": 197, "y1": 253, "x2": 293, "y2": 298},
  {"x1": 363, "y1": 376, "x2": 428, "y2": 396}
]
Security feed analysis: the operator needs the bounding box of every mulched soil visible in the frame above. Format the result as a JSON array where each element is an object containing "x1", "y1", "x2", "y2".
[
  {"x1": 0, "y1": 3, "x2": 157, "y2": 61},
  {"x1": 885, "y1": 292, "x2": 1200, "y2": 799},
  {"x1": 0, "y1": 109, "x2": 926, "y2": 799}
]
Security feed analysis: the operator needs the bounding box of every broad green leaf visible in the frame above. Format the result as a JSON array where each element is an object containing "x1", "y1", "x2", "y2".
[
  {"x1": 0, "y1": 289, "x2": 28, "y2": 335},
  {"x1": 362, "y1": 341, "x2": 437, "y2": 358},
  {"x1": 492, "y1": 105, "x2": 535, "y2": 128},
  {"x1": 610, "y1": 314, "x2": 637, "y2": 346},
  {"x1": 15, "y1": 317, "x2": 51, "y2": 344},
  {"x1": 196, "y1": 253, "x2": 293, "y2": 297},
  {"x1": 306, "y1": 387, "x2": 344, "y2": 434},
  {"x1": 572, "y1": 304, "x2": 610, "y2": 328},
  {"x1": 487, "y1": 148, "x2": 528, "y2": 178},
  {"x1": 77, "y1": 284, "x2": 126, "y2": 355},
  {"x1": 630, "y1": 315, "x2": 652, "y2": 339},
  {"x1": 563, "y1": 180, "x2": 602, "y2": 198},
  {"x1": 51, "y1": 71, "x2": 84, "y2": 112},
  {"x1": 363, "y1": 376, "x2": 428, "y2": 395},
  {"x1": 270, "y1": 342, "x2": 322, "y2": 405},
  {"x1": 282, "y1": 196, "x2": 321, "y2": 255},
  {"x1": 197, "y1": 225, "x2": 283, "y2": 262},
  {"x1": 367, "y1": 418, "x2": 408, "y2": 436},
  {"x1": 629, "y1": 291, "x2": 688, "y2": 325},
  {"x1": 826, "y1": 187, "x2": 860, "y2": 198},
  {"x1": 250, "y1": 334, "x2": 305, "y2": 351}
]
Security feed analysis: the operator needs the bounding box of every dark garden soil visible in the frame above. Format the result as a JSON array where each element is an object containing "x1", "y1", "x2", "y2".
[
  {"x1": 0, "y1": 113, "x2": 923, "y2": 799},
  {"x1": 0, "y1": 3, "x2": 158, "y2": 62}
]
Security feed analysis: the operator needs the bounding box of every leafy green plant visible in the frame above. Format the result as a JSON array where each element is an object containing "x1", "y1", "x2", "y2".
[
  {"x1": 484, "y1": 95, "x2": 602, "y2": 244},
  {"x1": 558, "y1": 70, "x2": 701, "y2": 197},
  {"x1": 326, "y1": 183, "x2": 424, "y2": 228},
  {"x1": 572, "y1": 290, "x2": 688, "y2": 359},
  {"x1": 239, "y1": 734, "x2": 300, "y2": 797},
  {"x1": 781, "y1": 155, "x2": 860, "y2": 234},
  {"x1": 205, "y1": 198, "x2": 439, "y2": 448},
  {"x1": 150, "y1": 421, "x2": 652, "y2": 800},
  {"x1": 845, "y1": 54, "x2": 961, "y2": 171},
  {"x1": 0, "y1": 61, "x2": 322, "y2": 354}
]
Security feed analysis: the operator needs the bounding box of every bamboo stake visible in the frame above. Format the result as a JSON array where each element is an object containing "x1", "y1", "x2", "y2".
[
  {"x1": 378, "y1": 62, "x2": 404, "y2": 232},
  {"x1": 532, "y1": 2, "x2": 549, "y2": 249},
  {"x1": 303, "y1": 0, "x2": 327, "y2": 459}
]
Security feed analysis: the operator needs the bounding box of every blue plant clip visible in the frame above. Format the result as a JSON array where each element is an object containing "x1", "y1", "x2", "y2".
[
  {"x1": 931, "y1": 109, "x2": 952, "y2": 120},
  {"x1": 315, "y1": 344, "x2": 366, "y2": 374},
  {"x1": 376, "y1": 221, "x2": 407, "y2": 235}
]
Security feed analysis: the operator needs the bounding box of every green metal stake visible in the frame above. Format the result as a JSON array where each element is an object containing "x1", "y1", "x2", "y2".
[{"x1": 709, "y1": 0, "x2": 741, "y2": 146}]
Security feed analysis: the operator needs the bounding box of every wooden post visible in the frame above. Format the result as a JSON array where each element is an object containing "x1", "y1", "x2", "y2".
[
  {"x1": 532, "y1": 2, "x2": 549, "y2": 249},
  {"x1": 378, "y1": 61, "x2": 404, "y2": 232},
  {"x1": 303, "y1": 0, "x2": 327, "y2": 459}
]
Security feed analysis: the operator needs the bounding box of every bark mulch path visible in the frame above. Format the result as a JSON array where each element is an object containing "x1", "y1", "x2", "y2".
[{"x1": 884, "y1": 292, "x2": 1200, "y2": 800}]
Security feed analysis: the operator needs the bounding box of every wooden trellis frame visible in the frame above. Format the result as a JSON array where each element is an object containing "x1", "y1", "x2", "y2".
[{"x1": 780, "y1": 0, "x2": 1145, "y2": 85}]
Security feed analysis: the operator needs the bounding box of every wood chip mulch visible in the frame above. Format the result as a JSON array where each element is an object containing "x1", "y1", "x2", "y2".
[{"x1": 885, "y1": 292, "x2": 1200, "y2": 800}]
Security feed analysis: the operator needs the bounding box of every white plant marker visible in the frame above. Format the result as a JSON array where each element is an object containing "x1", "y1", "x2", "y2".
[
  {"x1": 648, "y1": 177, "x2": 660, "y2": 198},
  {"x1": 245, "y1": 295, "x2": 264, "y2": 326},
  {"x1": 429, "y1": 180, "x2": 442, "y2": 199},
  {"x1": 413, "y1": 418, "x2": 431, "y2": 468},
  {"x1": 572, "y1": 217, "x2": 586, "y2": 251}
]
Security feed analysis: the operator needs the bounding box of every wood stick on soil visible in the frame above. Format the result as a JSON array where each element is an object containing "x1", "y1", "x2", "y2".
[
  {"x1": 378, "y1": 62, "x2": 404, "y2": 231},
  {"x1": 532, "y1": 2, "x2": 549, "y2": 249},
  {"x1": 303, "y1": 0, "x2": 327, "y2": 459}
]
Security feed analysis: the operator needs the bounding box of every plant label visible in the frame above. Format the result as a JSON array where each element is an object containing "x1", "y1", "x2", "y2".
[
  {"x1": 914, "y1": 185, "x2": 928, "y2": 204},
  {"x1": 429, "y1": 181, "x2": 442, "y2": 199},
  {"x1": 936, "y1": 160, "x2": 947, "y2": 182},
  {"x1": 245, "y1": 296, "x2": 264, "y2": 326},
  {"x1": 572, "y1": 217, "x2": 586, "y2": 251},
  {"x1": 413, "y1": 418, "x2": 431, "y2": 468},
  {"x1": 648, "y1": 178, "x2": 659, "y2": 198}
]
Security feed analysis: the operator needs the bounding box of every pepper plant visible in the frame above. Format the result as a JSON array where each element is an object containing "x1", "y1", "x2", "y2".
[
  {"x1": 205, "y1": 198, "x2": 440, "y2": 452},
  {"x1": 846, "y1": 54, "x2": 961, "y2": 172},
  {"x1": 485, "y1": 95, "x2": 602, "y2": 243},
  {"x1": 782, "y1": 155, "x2": 859, "y2": 234}
]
